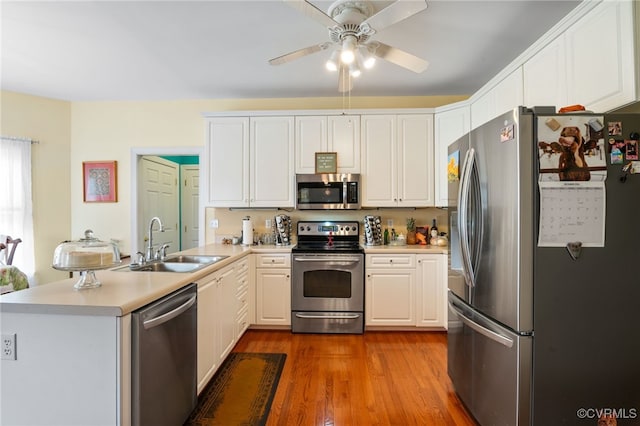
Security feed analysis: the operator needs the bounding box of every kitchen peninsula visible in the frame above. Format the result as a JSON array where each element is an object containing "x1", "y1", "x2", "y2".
[{"x1": 0, "y1": 243, "x2": 446, "y2": 426}]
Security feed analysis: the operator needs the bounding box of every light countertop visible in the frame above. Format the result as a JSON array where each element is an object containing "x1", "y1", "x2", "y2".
[
  {"x1": 0, "y1": 244, "x2": 289, "y2": 317},
  {"x1": 0, "y1": 243, "x2": 446, "y2": 317},
  {"x1": 363, "y1": 244, "x2": 448, "y2": 254}
]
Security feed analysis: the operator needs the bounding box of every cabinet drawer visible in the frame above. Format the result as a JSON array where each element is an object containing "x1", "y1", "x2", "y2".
[
  {"x1": 237, "y1": 289, "x2": 249, "y2": 313},
  {"x1": 235, "y1": 257, "x2": 250, "y2": 275},
  {"x1": 366, "y1": 254, "x2": 415, "y2": 268},
  {"x1": 256, "y1": 253, "x2": 291, "y2": 268},
  {"x1": 236, "y1": 308, "x2": 249, "y2": 337}
]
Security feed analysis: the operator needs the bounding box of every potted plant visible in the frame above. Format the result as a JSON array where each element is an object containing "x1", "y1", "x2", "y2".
[{"x1": 406, "y1": 217, "x2": 416, "y2": 245}]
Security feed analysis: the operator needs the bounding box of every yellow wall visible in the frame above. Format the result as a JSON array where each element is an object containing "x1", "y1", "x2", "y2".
[
  {"x1": 4, "y1": 92, "x2": 466, "y2": 284},
  {"x1": 0, "y1": 91, "x2": 72, "y2": 284}
]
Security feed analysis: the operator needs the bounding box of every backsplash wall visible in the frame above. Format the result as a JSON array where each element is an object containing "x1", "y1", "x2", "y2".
[{"x1": 205, "y1": 207, "x2": 448, "y2": 246}]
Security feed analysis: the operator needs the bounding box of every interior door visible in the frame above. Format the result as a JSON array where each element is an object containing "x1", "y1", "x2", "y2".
[
  {"x1": 140, "y1": 156, "x2": 178, "y2": 255},
  {"x1": 181, "y1": 165, "x2": 199, "y2": 250}
]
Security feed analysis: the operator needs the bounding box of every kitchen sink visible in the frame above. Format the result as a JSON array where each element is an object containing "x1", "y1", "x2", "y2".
[
  {"x1": 113, "y1": 255, "x2": 229, "y2": 273},
  {"x1": 163, "y1": 255, "x2": 229, "y2": 264}
]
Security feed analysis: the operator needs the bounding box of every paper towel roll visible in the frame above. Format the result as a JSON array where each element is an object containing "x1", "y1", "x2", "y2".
[{"x1": 242, "y1": 217, "x2": 253, "y2": 246}]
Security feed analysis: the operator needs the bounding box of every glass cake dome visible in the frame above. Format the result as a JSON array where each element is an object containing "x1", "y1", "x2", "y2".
[{"x1": 52, "y1": 229, "x2": 121, "y2": 289}]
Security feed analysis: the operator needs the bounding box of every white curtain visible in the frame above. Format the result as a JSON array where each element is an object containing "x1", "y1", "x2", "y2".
[{"x1": 0, "y1": 138, "x2": 35, "y2": 284}]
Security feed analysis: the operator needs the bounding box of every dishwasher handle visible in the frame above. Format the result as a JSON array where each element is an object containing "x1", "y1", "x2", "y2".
[{"x1": 143, "y1": 294, "x2": 196, "y2": 330}]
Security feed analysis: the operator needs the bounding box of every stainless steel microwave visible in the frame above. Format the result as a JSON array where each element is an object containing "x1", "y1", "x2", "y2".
[{"x1": 296, "y1": 174, "x2": 360, "y2": 210}]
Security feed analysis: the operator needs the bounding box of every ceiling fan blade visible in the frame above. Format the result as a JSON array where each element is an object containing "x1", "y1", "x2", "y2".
[
  {"x1": 269, "y1": 42, "x2": 331, "y2": 65},
  {"x1": 373, "y1": 42, "x2": 429, "y2": 73},
  {"x1": 282, "y1": 0, "x2": 338, "y2": 28},
  {"x1": 363, "y1": 0, "x2": 428, "y2": 32},
  {"x1": 338, "y1": 66, "x2": 353, "y2": 93}
]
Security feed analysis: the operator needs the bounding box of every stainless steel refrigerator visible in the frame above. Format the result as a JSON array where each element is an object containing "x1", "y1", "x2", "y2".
[{"x1": 447, "y1": 106, "x2": 640, "y2": 425}]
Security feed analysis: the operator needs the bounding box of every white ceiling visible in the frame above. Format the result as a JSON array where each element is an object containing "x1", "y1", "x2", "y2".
[{"x1": 1, "y1": 0, "x2": 581, "y2": 102}]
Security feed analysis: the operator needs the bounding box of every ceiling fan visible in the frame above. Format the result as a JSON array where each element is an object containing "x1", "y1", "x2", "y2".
[{"x1": 269, "y1": 0, "x2": 430, "y2": 92}]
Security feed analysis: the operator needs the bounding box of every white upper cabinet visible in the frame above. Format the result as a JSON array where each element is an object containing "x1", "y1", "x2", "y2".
[
  {"x1": 361, "y1": 114, "x2": 434, "y2": 207},
  {"x1": 250, "y1": 116, "x2": 295, "y2": 207},
  {"x1": 397, "y1": 114, "x2": 435, "y2": 207},
  {"x1": 361, "y1": 115, "x2": 397, "y2": 207},
  {"x1": 523, "y1": 1, "x2": 636, "y2": 113},
  {"x1": 295, "y1": 115, "x2": 360, "y2": 174},
  {"x1": 206, "y1": 117, "x2": 250, "y2": 207},
  {"x1": 471, "y1": 68, "x2": 524, "y2": 130},
  {"x1": 295, "y1": 116, "x2": 326, "y2": 174},
  {"x1": 205, "y1": 116, "x2": 294, "y2": 208},
  {"x1": 434, "y1": 104, "x2": 470, "y2": 207},
  {"x1": 523, "y1": 35, "x2": 568, "y2": 109},
  {"x1": 564, "y1": 0, "x2": 636, "y2": 112}
]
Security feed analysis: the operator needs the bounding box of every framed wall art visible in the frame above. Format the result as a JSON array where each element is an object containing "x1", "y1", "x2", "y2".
[
  {"x1": 83, "y1": 161, "x2": 117, "y2": 202},
  {"x1": 315, "y1": 152, "x2": 337, "y2": 174}
]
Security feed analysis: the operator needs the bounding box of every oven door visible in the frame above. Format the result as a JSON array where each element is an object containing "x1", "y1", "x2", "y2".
[
  {"x1": 291, "y1": 252, "x2": 364, "y2": 334},
  {"x1": 291, "y1": 253, "x2": 364, "y2": 312}
]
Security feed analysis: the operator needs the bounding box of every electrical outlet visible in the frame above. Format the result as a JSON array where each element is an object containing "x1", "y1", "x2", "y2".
[
  {"x1": 209, "y1": 219, "x2": 219, "y2": 229},
  {"x1": 2, "y1": 333, "x2": 16, "y2": 361},
  {"x1": 387, "y1": 219, "x2": 394, "y2": 228}
]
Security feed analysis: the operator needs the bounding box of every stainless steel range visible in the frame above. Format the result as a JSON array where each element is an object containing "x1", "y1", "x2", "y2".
[{"x1": 291, "y1": 220, "x2": 364, "y2": 334}]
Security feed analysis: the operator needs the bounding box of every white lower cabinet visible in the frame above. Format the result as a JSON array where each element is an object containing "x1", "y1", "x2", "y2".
[
  {"x1": 196, "y1": 261, "x2": 242, "y2": 394},
  {"x1": 365, "y1": 253, "x2": 447, "y2": 329},
  {"x1": 416, "y1": 254, "x2": 447, "y2": 328},
  {"x1": 255, "y1": 253, "x2": 291, "y2": 326}
]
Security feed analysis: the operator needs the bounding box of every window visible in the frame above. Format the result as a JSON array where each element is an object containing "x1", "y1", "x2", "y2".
[{"x1": 0, "y1": 137, "x2": 35, "y2": 282}]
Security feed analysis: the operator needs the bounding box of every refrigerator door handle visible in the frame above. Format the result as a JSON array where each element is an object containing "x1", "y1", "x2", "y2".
[
  {"x1": 469, "y1": 151, "x2": 484, "y2": 277},
  {"x1": 448, "y1": 300, "x2": 514, "y2": 348},
  {"x1": 457, "y1": 148, "x2": 477, "y2": 287}
]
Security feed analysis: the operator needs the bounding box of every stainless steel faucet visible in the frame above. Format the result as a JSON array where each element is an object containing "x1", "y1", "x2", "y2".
[{"x1": 146, "y1": 216, "x2": 165, "y2": 261}]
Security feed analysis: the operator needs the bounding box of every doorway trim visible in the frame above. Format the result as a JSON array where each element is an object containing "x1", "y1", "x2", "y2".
[{"x1": 131, "y1": 147, "x2": 203, "y2": 256}]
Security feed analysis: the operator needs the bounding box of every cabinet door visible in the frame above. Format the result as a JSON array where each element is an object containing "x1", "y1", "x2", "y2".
[
  {"x1": 365, "y1": 269, "x2": 415, "y2": 326},
  {"x1": 434, "y1": 105, "x2": 470, "y2": 206},
  {"x1": 256, "y1": 268, "x2": 291, "y2": 326},
  {"x1": 361, "y1": 115, "x2": 397, "y2": 207},
  {"x1": 397, "y1": 114, "x2": 435, "y2": 207},
  {"x1": 196, "y1": 274, "x2": 218, "y2": 393},
  {"x1": 206, "y1": 117, "x2": 249, "y2": 207},
  {"x1": 416, "y1": 254, "x2": 446, "y2": 328},
  {"x1": 523, "y1": 35, "x2": 568, "y2": 109},
  {"x1": 250, "y1": 117, "x2": 295, "y2": 207},
  {"x1": 565, "y1": 0, "x2": 636, "y2": 112},
  {"x1": 471, "y1": 69, "x2": 523, "y2": 130},
  {"x1": 492, "y1": 68, "x2": 523, "y2": 119},
  {"x1": 216, "y1": 266, "x2": 237, "y2": 363},
  {"x1": 328, "y1": 115, "x2": 361, "y2": 173},
  {"x1": 295, "y1": 116, "x2": 327, "y2": 174}
]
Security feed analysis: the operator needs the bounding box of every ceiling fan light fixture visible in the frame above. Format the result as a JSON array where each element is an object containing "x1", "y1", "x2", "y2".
[
  {"x1": 349, "y1": 62, "x2": 361, "y2": 78},
  {"x1": 361, "y1": 47, "x2": 376, "y2": 69},
  {"x1": 325, "y1": 50, "x2": 340, "y2": 72},
  {"x1": 340, "y1": 36, "x2": 357, "y2": 64}
]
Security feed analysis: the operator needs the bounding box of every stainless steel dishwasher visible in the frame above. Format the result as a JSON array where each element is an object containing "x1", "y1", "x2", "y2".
[{"x1": 132, "y1": 283, "x2": 197, "y2": 426}]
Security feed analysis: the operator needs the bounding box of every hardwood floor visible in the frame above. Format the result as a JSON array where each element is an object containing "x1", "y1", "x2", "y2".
[{"x1": 233, "y1": 330, "x2": 478, "y2": 426}]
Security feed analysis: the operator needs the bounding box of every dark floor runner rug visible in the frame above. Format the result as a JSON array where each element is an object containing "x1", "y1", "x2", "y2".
[{"x1": 185, "y1": 352, "x2": 286, "y2": 426}]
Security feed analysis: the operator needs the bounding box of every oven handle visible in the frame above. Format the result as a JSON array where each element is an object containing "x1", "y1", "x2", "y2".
[
  {"x1": 294, "y1": 257, "x2": 362, "y2": 264},
  {"x1": 295, "y1": 313, "x2": 361, "y2": 319}
]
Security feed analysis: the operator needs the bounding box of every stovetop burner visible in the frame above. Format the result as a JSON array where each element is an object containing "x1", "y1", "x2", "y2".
[{"x1": 293, "y1": 220, "x2": 363, "y2": 253}]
